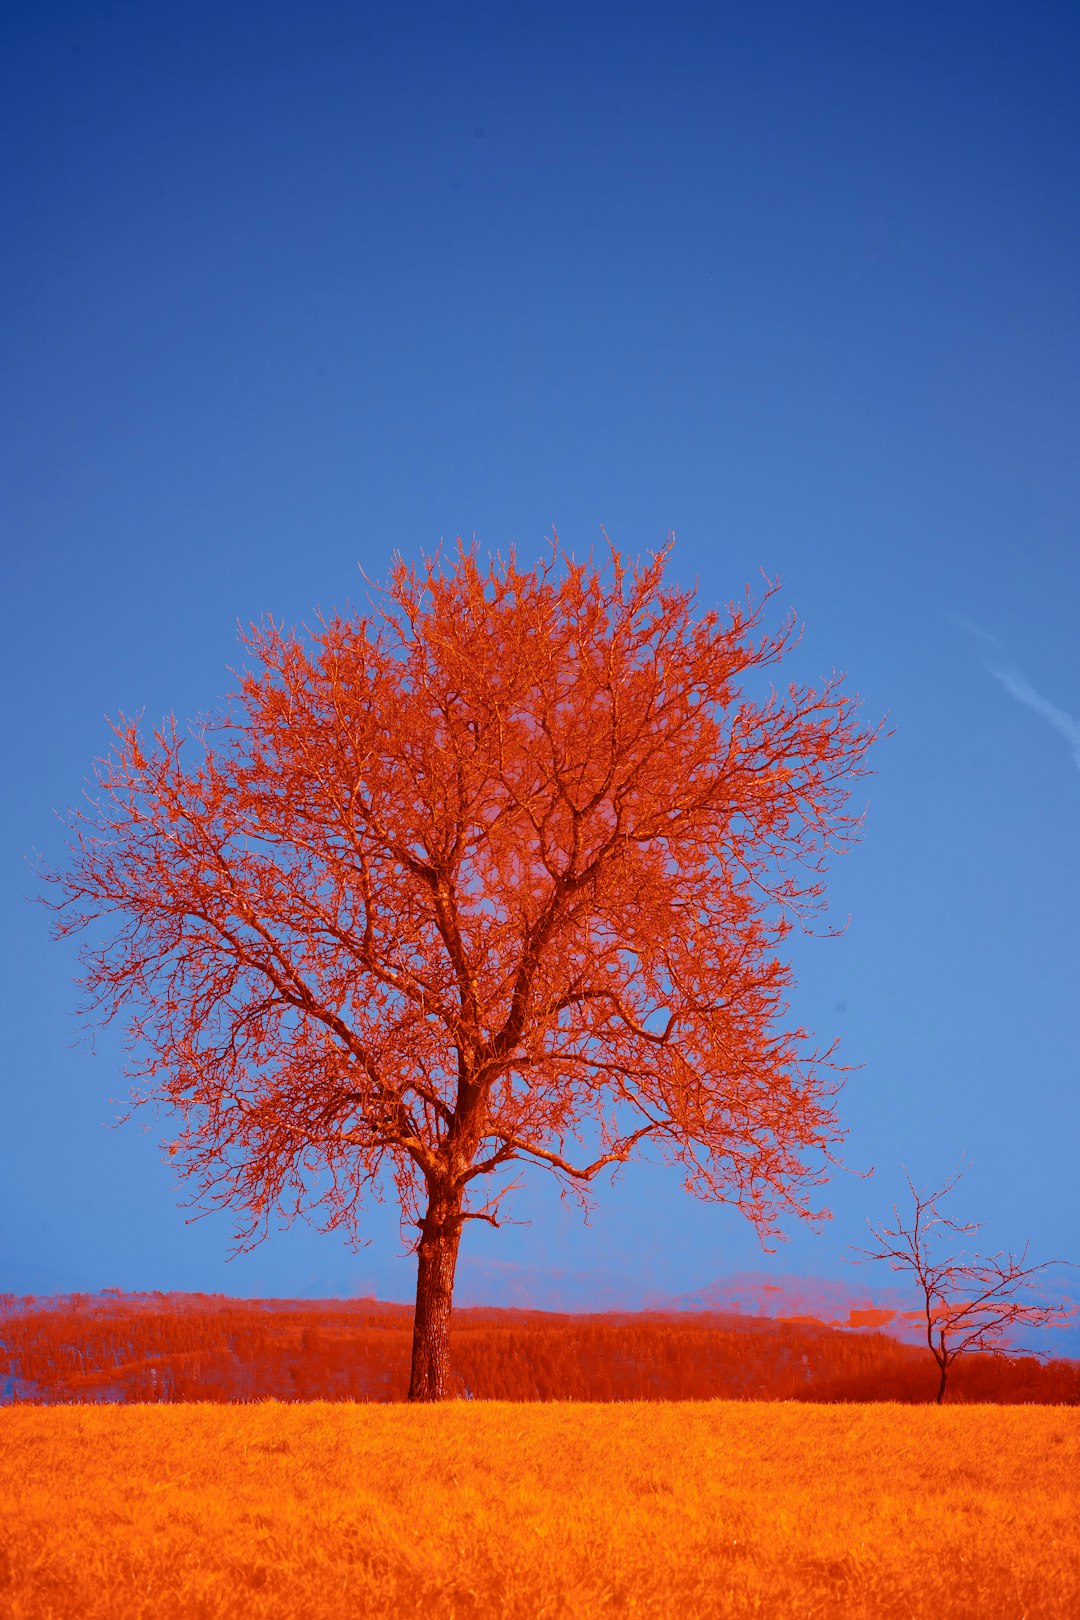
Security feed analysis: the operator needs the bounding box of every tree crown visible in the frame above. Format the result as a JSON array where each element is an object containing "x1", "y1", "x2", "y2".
[{"x1": 45, "y1": 538, "x2": 879, "y2": 1252}]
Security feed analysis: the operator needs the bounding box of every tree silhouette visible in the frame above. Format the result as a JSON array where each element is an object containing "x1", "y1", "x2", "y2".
[
  {"x1": 858, "y1": 1165, "x2": 1075, "y2": 1403},
  {"x1": 43, "y1": 538, "x2": 879, "y2": 1399}
]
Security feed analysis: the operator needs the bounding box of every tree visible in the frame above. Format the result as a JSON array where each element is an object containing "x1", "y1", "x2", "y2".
[
  {"x1": 43, "y1": 537, "x2": 879, "y2": 1400},
  {"x1": 857, "y1": 1166, "x2": 1075, "y2": 1403}
]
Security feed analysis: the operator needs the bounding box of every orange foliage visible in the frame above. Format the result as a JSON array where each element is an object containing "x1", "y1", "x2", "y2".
[
  {"x1": 846, "y1": 1307, "x2": 902, "y2": 1330},
  {"x1": 43, "y1": 540, "x2": 879, "y2": 1398}
]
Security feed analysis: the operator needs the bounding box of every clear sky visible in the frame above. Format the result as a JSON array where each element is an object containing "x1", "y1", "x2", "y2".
[{"x1": 2, "y1": 0, "x2": 1077, "y2": 1342}]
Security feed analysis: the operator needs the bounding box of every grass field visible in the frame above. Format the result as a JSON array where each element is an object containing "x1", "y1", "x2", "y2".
[{"x1": 1, "y1": 1402, "x2": 1077, "y2": 1618}]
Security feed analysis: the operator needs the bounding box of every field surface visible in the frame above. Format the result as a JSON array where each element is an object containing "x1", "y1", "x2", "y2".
[{"x1": 1, "y1": 1401, "x2": 1077, "y2": 1618}]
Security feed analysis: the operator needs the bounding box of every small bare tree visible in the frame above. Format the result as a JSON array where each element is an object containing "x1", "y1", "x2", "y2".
[{"x1": 857, "y1": 1166, "x2": 1075, "y2": 1403}]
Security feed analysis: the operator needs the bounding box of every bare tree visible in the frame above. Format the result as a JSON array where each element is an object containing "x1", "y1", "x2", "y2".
[{"x1": 857, "y1": 1165, "x2": 1075, "y2": 1403}]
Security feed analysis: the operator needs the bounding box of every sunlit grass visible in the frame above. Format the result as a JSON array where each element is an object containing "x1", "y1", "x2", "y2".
[{"x1": 1, "y1": 1401, "x2": 1077, "y2": 1617}]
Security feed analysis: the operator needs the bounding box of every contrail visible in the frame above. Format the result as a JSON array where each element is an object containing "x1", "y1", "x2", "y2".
[
  {"x1": 989, "y1": 665, "x2": 1080, "y2": 771},
  {"x1": 951, "y1": 613, "x2": 1080, "y2": 772},
  {"x1": 947, "y1": 612, "x2": 1006, "y2": 652}
]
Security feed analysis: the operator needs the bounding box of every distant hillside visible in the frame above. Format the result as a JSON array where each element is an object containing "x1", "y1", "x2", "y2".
[{"x1": 2, "y1": 1292, "x2": 1076, "y2": 1405}]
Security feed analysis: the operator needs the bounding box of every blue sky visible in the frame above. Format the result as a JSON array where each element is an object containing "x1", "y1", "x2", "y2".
[{"x1": 2, "y1": 0, "x2": 1077, "y2": 1341}]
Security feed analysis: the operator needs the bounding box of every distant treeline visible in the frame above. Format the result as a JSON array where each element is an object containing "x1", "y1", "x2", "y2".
[{"x1": 1, "y1": 1292, "x2": 1076, "y2": 1405}]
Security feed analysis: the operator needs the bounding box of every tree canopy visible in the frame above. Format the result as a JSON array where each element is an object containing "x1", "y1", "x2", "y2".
[{"x1": 46, "y1": 538, "x2": 879, "y2": 1397}]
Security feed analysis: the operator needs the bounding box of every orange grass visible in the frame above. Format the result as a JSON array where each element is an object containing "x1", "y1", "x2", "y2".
[{"x1": 1, "y1": 1401, "x2": 1077, "y2": 1618}]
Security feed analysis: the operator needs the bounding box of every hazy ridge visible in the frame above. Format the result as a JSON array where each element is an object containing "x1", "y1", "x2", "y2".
[{"x1": 2, "y1": 1290, "x2": 1076, "y2": 1405}]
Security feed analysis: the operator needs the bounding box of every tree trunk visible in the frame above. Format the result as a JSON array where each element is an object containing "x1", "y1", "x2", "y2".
[
  {"x1": 934, "y1": 1359, "x2": 948, "y2": 1404},
  {"x1": 408, "y1": 1185, "x2": 464, "y2": 1402}
]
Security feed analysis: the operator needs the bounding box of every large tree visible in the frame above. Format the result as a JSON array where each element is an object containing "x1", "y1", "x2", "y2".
[{"x1": 45, "y1": 539, "x2": 878, "y2": 1399}]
